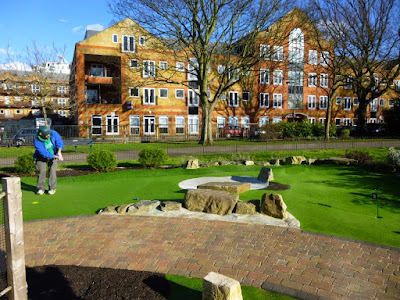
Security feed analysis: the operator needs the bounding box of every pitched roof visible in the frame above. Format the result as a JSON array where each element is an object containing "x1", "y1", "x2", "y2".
[{"x1": 84, "y1": 30, "x2": 101, "y2": 40}]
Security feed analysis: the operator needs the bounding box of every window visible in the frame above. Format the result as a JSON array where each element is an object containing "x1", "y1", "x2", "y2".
[
  {"x1": 144, "y1": 116, "x2": 156, "y2": 135},
  {"x1": 112, "y1": 34, "x2": 118, "y2": 43},
  {"x1": 143, "y1": 88, "x2": 156, "y2": 105},
  {"x1": 319, "y1": 118, "x2": 326, "y2": 125},
  {"x1": 272, "y1": 46, "x2": 283, "y2": 61},
  {"x1": 90, "y1": 64, "x2": 105, "y2": 76},
  {"x1": 241, "y1": 116, "x2": 250, "y2": 128},
  {"x1": 344, "y1": 75, "x2": 353, "y2": 89},
  {"x1": 228, "y1": 91, "x2": 239, "y2": 107},
  {"x1": 273, "y1": 70, "x2": 283, "y2": 85},
  {"x1": 59, "y1": 98, "x2": 66, "y2": 105},
  {"x1": 106, "y1": 114, "x2": 119, "y2": 135},
  {"x1": 379, "y1": 98, "x2": 385, "y2": 107},
  {"x1": 335, "y1": 118, "x2": 341, "y2": 126},
  {"x1": 308, "y1": 95, "x2": 316, "y2": 109},
  {"x1": 159, "y1": 88, "x2": 168, "y2": 98},
  {"x1": 129, "y1": 116, "x2": 140, "y2": 135},
  {"x1": 159, "y1": 116, "x2": 169, "y2": 134},
  {"x1": 143, "y1": 60, "x2": 156, "y2": 78},
  {"x1": 228, "y1": 68, "x2": 239, "y2": 82},
  {"x1": 31, "y1": 84, "x2": 40, "y2": 93},
  {"x1": 259, "y1": 117, "x2": 269, "y2": 127},
  {"x1": 273, "y1": 116, "x2": 282, "y2": 123},
  {"x1": 309, "y1": 117, "x2": 316, "y2": 124},
  {"x1": 228, "y1": 116, "x2": 239, "y2": 126},
  {"x1": 320, "y1": 73, "x2": 329, "y2": 88},
  {"x1": 308, "y1": 50, "x2": 318, "y2": 65},
  {"x1": 320, "y1": 51, "x2": 330, "y2": 66},
  {"x1": 15, "y1": 109, "x2": 21, "y2": 114},
  {"x1": 176, "y1": 62, "x2": 185, "y2": 72},
  {"x1": 308, "y1": 73, "x2": 317, "y2": 87},
  {"x1": 58, "y1": 110, "x2": 67, "y2": 117},
  {"x1": 388, "y1": 99, "x2": 394, "y2": 107},
  {"x1": 188, "y1": 115, "x2": 199, "y2": 134},
  {"x1": 353, "y1": 97, "x2": 359, "y2": 105},
  {"x1": 343, "y1": 97, "x2": 352, "y2": 110},
  {"x1": 176, "y1": 116, "x2": 185, "y2": 134},
  {"x1": 188, "y1": 58, "x2": 198, "y2": 81},
  {"x1": 15, "y1": 97, "x2": 21, "y2": 102},
  {"x1": 336, "y1": 97, "x2": 342, "y2": 105},
  {"x1": 4, "y1": 97, "x2": 10, "y2": 104},
  {"x1": 273, "y1": 94, "x2": 282, "y2": 108},
  {"x1": 370, "y1": 98, "x2": 378, "y2": 112},
  {"x1": 130, "y1": 59, "x2": 139, "y2": 68},
  {"x1": 175, "y1": 89, "x2": 185, "y2": 99},
  {"x1": 259, "y1": 93, "x2": 269, "y2": 108},
  {"x1": 122, "y1": 35, "x2": 135, "y2": 53},
  {"x1": 260, "y1": 69, "x2": 269, "y2": 84},
  {"x1": 395, "y1": 80, "x2": 400, "y2": 92},
  {"x1": 188, "y1": 90, "x2": 199, "y2": 106},
  {"x1": 53, "y1": 98, "x2": 58, "y2": 104},
  {"x1": 369, "y1": 118, "x2": 377, "y2": 124},
  {"x1": 91, "y1": 115, "x2": 102, "y2": 135},
  {"x1": 0, "y1": 110, "x2": 3, "y2": 114},
  {"x1": 129, "y1": 87, "x2": 139, "y2": 97},
  {"x1": 343, "y1": 118, "x2": 351, "y2": 126},
  {"x1": 58, "y1": 86, "x2": 66, "y2": 93},
  {"x1": 139, "y1": 36, "x2": 145, "y2": 46},
  {"x1": 320, "y1": 96, "x2": 328, "y2": 110},
  {"x1": 373, "y1": 73, "x2": 379, "y2": 86},
  {"x1": 242, "y1": 92, "x2": 250, "y2": 101},
  {"x1": 217, "y1": 116, "x2": 225, "y2": 128},
  {"x1": 259, "y1": 44, "x2": 270, "y2": 60},
  {"x1": 5, "y1": 109, "x2": 11, "y2": 116},
  {"x1": 217, "y1": 65, "x2": 225, "y2": 74},
  {"x1": 159, "y1": 61, "x2": 168, "y2": 70}
]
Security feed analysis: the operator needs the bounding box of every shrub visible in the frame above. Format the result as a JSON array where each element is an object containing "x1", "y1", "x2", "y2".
[
  {"x1": 138, "y1": 147, "x2": 168, "y2": 168},
  {"x1": 312, "y1": 123, "x2": 325, "y2": 138},
  {"x1": 87, "y1": 149, "x2": 117, "y2": 172},
  {"x1": 14, "y1": 153, "x2": 36, "y2": 175},
  {"x1": 345, "y1": 150, "x2": 372, "y2": 164},
  {"x1": 329, "y1": 124, "x2": 337, "y2": 137},
  {"x1": 339, "y1": 128, "x2": 351, "y2": 139},
  {"x1": 264, "y1": 123, "x2": 284, "y2": 140},
  {"x1": 387, "y1": 147, "x2": 400, "y2": 168}
]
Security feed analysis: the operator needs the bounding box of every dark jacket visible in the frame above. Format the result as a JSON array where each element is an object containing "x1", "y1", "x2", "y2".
[{"x1": 33, "y1": 130, "x2": 64, "y2": 160}]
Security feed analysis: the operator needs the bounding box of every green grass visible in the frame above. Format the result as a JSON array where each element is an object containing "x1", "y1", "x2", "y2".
[
  {"x1": 20, "y1": 164, "x2": 400, "y2": 248},
  {"x1": 166, "y1": 274, "x2": 295, "y2": 300}
]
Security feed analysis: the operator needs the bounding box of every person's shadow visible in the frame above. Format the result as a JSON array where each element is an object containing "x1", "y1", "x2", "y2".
[{"x1": 20, "y1": 182, "x2": 37, "y2": 193}]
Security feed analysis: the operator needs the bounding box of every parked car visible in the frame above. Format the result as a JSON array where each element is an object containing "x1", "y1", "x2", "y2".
[
  {"x1": 224, "y1": 126, "x2": 248, "y2": 138},
  {"x1": 13, "y1": 128, "x2": 38, "y2": 146},
  {"x1": 250, "y1": 127, "x2": 267, "y2": 138}
]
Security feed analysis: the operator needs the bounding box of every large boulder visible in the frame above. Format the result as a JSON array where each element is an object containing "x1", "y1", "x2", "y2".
[
  {"x1": 261, "y1": 193, "x2": 288, "y2": 220},
  {"x1": 197, "y1": 182, "x2": 251, "y2": 194},
  {"x1": 161, "y1": 201, "x2": 182, "y2": 211},
  {"x1": 203, "y1": 272, "x2": 243, "y2": 300},
  {"x1": 257, "y1": 167, "x2": 274, "y2": 182},
  {"x1": 235, "y1": 201, "x2": 256, "y2": 215},
  {"x1": 186, "y1": 159, "x2": 200, "y2": 169},
  {"x1": 285, "y1": 156, "x2": 306, "y2": 165},
  {"x1": 184, "y1": 189, "x2": 239, "y2": 215}
]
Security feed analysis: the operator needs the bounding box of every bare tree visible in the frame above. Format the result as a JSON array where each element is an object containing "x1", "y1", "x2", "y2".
[
  {"x1": 309, "y1": 0, "x2": 400, "y2": 135},
  {"x1": 1, "y1": 42, "x2": 71, "y2": 126},
  {"x1": 109, "y1": 0, "x2": 291, "y2": 145}
]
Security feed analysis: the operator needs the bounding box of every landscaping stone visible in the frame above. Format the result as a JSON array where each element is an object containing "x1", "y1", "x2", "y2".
[
  {"x1": 257, "y1": 167, "x2": 274, "y2": 182},
  {"x1": 306, "y1": 158, "x2": 317, "y2": 165},
  {"x1": 285, "y1": 156, "x2": 306, "y2": 165},
  {"x1": 261, "y1": 193, "x2": 288, "y2": 220},
  {"x1": 116, "y1": 203, "x2": 134, "y2": 214},
  {"x1": 186, "y1": 159, "x2": 200, "y2": 169},
  {"x1": 249, "y1": 199, "x2": 260, "y2": 212},
  {"x1": 127, "y1": 200, "x2": 161, "y2": 214},
  {"x1": 101, "y1": 205, "x2": 118, "y2": 213},
  {"x1": 203, "y1": 272, "x2": 243, "y2": 300},
  {"x1": 197, "y1": 182, "x2": 251, "y2": 194},
  {"x1": 235, "y1": 201, "x2": 256, "y2": 215},
  {"x1": 270, "y1": 159, "x2": 281, "y2": 166},
  {"x1": 314, "y1": 157, "x2": 357, "y2": 166},
  {"x1": 161, "y1": 201, "x2": 182, "y2": 211},
  {"x1": 184, "y1": 189, "x2": 239, "y2": 215},
  {"x1": 219, "y1": 161, "x2": 230, "y2": 166},
  {"x1": 244, "y1": 160, "x2": 254, "y2": 166}
]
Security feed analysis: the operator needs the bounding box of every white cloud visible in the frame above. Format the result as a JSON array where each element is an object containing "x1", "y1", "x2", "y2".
[
  {"x1": 0, "y1": 47, "x2": 15, "y2": 56},
  {"x1": 0, "y1": 48, "x2": 7, "y2": 55},
  {"x1": 58, "y1": 18, "x2": 68, "y2": 23},
  {"x1": 72, "y1": 26, "x2": 83, "y2": 33},
  {"x1": 86, "y1": 24, "x2": 104, "y2": 31},
  {"x1": 0, "y1": 62, "x2": 32, "y2": 71}
]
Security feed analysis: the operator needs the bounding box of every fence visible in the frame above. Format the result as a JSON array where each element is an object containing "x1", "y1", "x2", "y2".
[{"x1": 0, "y1": 177, "x2": 27, "y2": 300}]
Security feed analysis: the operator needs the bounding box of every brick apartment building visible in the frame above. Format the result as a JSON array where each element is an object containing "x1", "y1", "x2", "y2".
[{"x1": 70, "y1": 8, "x2": 400, "y2": 139}]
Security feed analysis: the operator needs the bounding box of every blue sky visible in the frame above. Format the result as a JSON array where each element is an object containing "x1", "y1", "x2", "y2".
[{"x1": 0, "y1": 0, "x2": 116, "y2": 64}]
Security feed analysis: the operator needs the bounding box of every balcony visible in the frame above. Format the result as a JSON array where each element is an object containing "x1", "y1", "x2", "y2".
[{"x1": 85, "y1": 75, "x2": 114, "y2": 85}]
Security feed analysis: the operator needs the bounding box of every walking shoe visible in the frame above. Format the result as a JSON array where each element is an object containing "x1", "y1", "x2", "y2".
[
  {"x1": 36, "y1": 190, "x2": 45, "y2": 195},
  {"x1": 48, "y1": 189, "x2": 56, "y2": 195}
]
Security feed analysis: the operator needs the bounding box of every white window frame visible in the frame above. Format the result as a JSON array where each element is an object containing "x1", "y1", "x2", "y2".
[
  {"x1": 159, "y1": 116, "x2": 169, "y2": 134},
  {"x1": 58, "y1": 98, "x2": 66, "y2": 105},
  {"x1": 143, "y1": 88, "x2": 156, "y2": 105},
  {"x1": 217, "y1": 65, "x2": 225, "y2": 74},
  {"x1": 175, "y1": 116, "x2": 185, "y2": 134},
  {"x1": 319, "y1": 118, "x2": 326, "y2": 125},
  {"x1": 273, "y1": 116, "x2": 282, "y2": 123},
  {"x1": 259, "y1": 93, "x2": 269, "y2": 108},
  {"x1": 273, "y1": 70, "x2": 283, "y2": 85},
  {"x1": 259, "y1": 117, "x2": 269, "y2": 127},
  {"x1": 308, "y1": 73, "x2": 317, "y2": 87},
  {"x1": 188, "y1": 115, "x2": 199, "y2": 134},
  {"x1": 175, "y1": 89, "x2": 185, "y2": 99},
  {"x1": 308, "y1": 95, "x2": 316, "y2": 109},
  {"x1": 228, "y1": 116, "x2": 239, "y2": 126},
  {"x1": 320, "y1": 51, "x2": 330, "y2": 66},
  {"x1": 343, "y1": 118, "x2": 351, "y2": 126},
  {"x1": 353, "y1": 97, "x2": 359, "y2": 106},
  {"x1": 272, "y1": 46, "x2": 284, "y2": 61},
  {"x1": 320, "y1": 73, "x2": 329, "y2": 88},
  {"x1": 344, "y1": 76, "x2": 353, "y2": 89},
  {"x1": 343, "y1": 97, "x2": 352, "y2": 110},
  {"x1": 176, "y1": 62, "x2": 185, "y2": 72},
  {"x1": 159, "y1": 61, "x2": 168, "y2": 70},
  {"x1": 241, "y1": 116, "x2": 250, "y2": 128},
  {"x1": 129, "y1": 115, "x2": 140, "y2": 135},
  {"x1": 273, "y1": 94, "x2": 282, "y2": 108},
  {"x1": 106, "y1": 114, "x2": 119, "y2": 135},
  {"x1": 336, "y1": 97, "x2": 342, "y2": 105},
  {"x1": 31, "y1": 84, "x2": 40, "y2": 93},
  {"x1": 129, "y1": 59, "x2": 139, "y2": 68},
  {"x1": 308, "y1": 50, "x2": 318, "y2": 65},
  {"x1": 15, "y1": 109, "x2": 22, "y2": 114},
  {"x1": 58, "y1": 86, "x2": 66, "y2": 93},
  {"x1": 143, "y1": 116, "x2": 156, "y2": 135},
  {"x1": 159, "y1": 88, "x2": 169, "y2": 98},
  {"x1": 309, "y1": 117, "x2": 316, "y2": 124},
  {"x1": 122, "y1": 35, "x2": 135, "y2": 53},
  {"x1": 388, "y1": 99, "x2": 394, "y2": 107},
  {"x1": 335, "y1": 118, "x2": 341, "y2": 126},
  {"x1": 139, "y1": 36, "x2": 146, "y2": 46},
  {"x1": 91, "y1": 114, "x2": 102, "y2": 135},
  {"x1": 260, "y1": 44, "x2": 270, "y2": 60},
  {"x1": 228, "y1": 91, "x2": 239, "y2": 107},
  {"x1": 260, "y1": 69, "x2": 269, "y2": 84},
  {"x1": 4, "y1": 97, "x2": 10, "y2": 104},
  {"x1": 143, "y1": 60, "x2": 156, "y2": 78},
  {"x1": 217, "y1": 116, "x2": 225, "y2": 128},
  {"x1": 242, "y1": 91, "x2": 250, "y2": 101},
  {"x1": 129, "y1": 87, "x2": 140, "y2": 98},
  {"x1": 319, "y1": 96, "x2": 328, "y2": 110},
  {"x1": 379, "y1": 98, "x2": 385, "y2": 107},
  {"x1": 112, "y1": 34, "x2": 118, "y2": 43}
]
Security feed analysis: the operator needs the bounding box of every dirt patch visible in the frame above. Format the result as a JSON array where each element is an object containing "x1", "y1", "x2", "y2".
[
  {"x1": 263, "y1": 182, "x2": 291, "y2": 190},
  {"x1": 0, "y1": 265, "x2": 170, "y2": 300}
]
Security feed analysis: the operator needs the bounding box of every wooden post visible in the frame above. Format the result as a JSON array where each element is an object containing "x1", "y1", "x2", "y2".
[{"x1": 2, "y1": 177, "x2": 27, "y2": 300}]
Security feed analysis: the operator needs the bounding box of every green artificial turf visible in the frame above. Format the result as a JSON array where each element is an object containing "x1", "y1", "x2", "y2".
[
  {"x1": 20, "y1": 164, "x2": 400, "y2": 248},
  {"x1": 165, "y1": 274, "x2": 295, "y2": 300}
]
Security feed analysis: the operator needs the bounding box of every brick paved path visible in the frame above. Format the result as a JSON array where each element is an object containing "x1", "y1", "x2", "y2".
[{"x1": 23, "y1": 215, "x2": 400, "y2": 300}]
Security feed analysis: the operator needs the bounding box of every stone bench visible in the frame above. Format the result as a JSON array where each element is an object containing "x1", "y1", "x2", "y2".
[
  {"x1": 197, "y1": 181, "x2": 251, "y2": 194},
  {"x1": 184, "y1": 189, "x2": 239, "y2": 215}
]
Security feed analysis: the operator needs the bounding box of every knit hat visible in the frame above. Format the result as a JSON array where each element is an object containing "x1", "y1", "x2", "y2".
[{"x1": 38, "y1": 126, "x2": 51, "y2": 136}]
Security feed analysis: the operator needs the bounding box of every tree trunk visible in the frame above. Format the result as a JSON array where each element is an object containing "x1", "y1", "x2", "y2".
[
  {"x1": 200, "y1": 101, "x2": 214, "y2": 146},
  {"x1": 324, "y1": 97, "x2": 333, "y2": 141},
  {"x1": 356, "y1": 101, "x2": 368, "y2": 135}
]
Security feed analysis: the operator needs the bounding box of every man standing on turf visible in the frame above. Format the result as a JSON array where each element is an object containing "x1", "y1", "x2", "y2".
[{"x1": 33, "y1": 126, "x2": 64, "y2": 195}]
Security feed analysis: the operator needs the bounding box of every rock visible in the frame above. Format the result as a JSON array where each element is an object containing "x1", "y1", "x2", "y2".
[
  {"x1": 203, "y1": 272, "x2": 243, "y2": 300},
  {"x1": 244, "y1": 160, "x2": 254, "y2": 166},
  {"x1": 100, "y1": 205, "x2": 118, "y2": 213},
  {"x1": 285, "y1": 156, "x2": 306, "y2": 165},
  {"x1": 127, "y1": 200, "x2": 160, "y2": 213},
  {"x1": 235, "y1": 201, "x2": 256, "y2": 215},
  {"x1": 306, "y1": 158, "x2": 317, "y2": 165},
  {"x1": 261, "y1": 162, "x2": 271, "y2": 166},
  {"x1": 270, "y1": 159, "x2": 280, "y2": 166},
  {"x1": 161, "y1": 201, "x2": 182, "y2": 211},
  {"x1": 184, "y1": 189, "x2": 239, "y2": 215},
  {"x1": 261, "y1": 193, "x2": 288, "y2": 220},
  {"x1": 197, "y1": 182, "x2": 251, "y2": 194},
  {"x1": 314, "y1": 157, "x2": 357, "y2": 166},
  {"x1": 219, "y1": 161, "x2": 230, "y2": 166},
  {"x1": 248, "y1": 199, "x2": 260, "y2": 212},
  {"x1": 186, "y1": 159, "x2": 199, "y2": 169},
  {"x1": 116, "y1": 203, "x2": 134, "y2": 214},
  {"x1": 257, "y1": 167, "x2": 274, "y2": 182}
]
